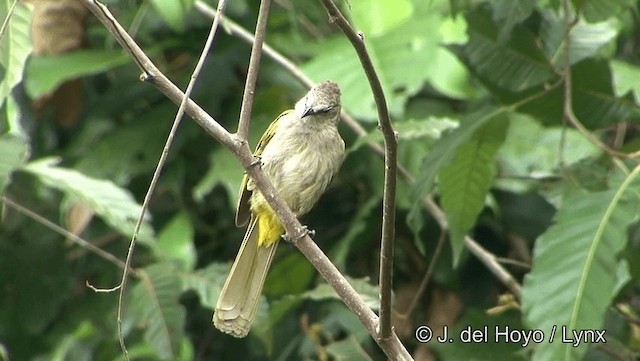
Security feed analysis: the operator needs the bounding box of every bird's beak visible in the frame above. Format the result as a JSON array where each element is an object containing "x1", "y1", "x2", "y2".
[{"x1": 301, "y1": 107, "x2": 315, "y2": 118}]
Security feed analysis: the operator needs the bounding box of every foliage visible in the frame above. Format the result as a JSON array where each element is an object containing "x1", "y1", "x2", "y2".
[{"x1": 1, "y1": 0, "x2": 640, "y2": 360}]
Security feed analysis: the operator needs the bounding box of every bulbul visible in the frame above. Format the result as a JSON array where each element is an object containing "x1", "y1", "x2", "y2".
[{"x1": 213, "y1": 81, "x2": 345, "y2": 337}]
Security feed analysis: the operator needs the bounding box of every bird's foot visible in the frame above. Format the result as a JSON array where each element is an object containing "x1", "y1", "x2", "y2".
[{"x1": 283, "y1": 225, "x2": 315, "y2": 242}]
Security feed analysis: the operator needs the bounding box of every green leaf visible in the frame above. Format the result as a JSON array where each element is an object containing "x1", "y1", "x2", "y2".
[
  {"x1": 325, "y1": 336, "x2": 374, "y2": 361},
  {"x1": 193, "y1": 147, "x2": 243, "y2": 207},
  {"x1": 349, "y1": 0, "x2": 413, "y2": 36},
  {"x1": 439, "y1": 114, "x2": 508, "y2": 265},
  {"x1": 24, "y1": 50, "x2": 131, "y2": 98},
  {"x1": 0, "y1": 133, "x2": 28, "y2": 192},
  {"x1": 574, "y1": 0, "x2": 635, "y2": 23},
  {"x1": 181, "y1": 263, "x2": 229, "y2": 309},
  {"x1": 409, "y1": 107, "x2": 501, "y2": 205},
  {"x1": 23, "y1": 159, "x2": 154, "y2": 243},
  {"x1": 496, "y1": 114, "x2": 601, "y2": 192},
  {"x1": 148, "y1": 0, "x2": 192, "y2": 32},
  {"x1": 457, "y1": 9, "x2": 555, "y2": 92},
  {"x1": 490, "y1": 0, "x2": 536, "y2": 41},
  {"x1": 0, "y1": 0, "x2": 32, "y2": 108},
  {"x1": 127, "y1": 264, "x2": 186, "y2": 360},
  {"x1": 156, "y1": 212, "x2": 196, "y2": 271},
  {"x1": 611, "y1": 60, "x2": 640, "y2": 97},
  {"x1": 302, "y1": 12, "x2": 441, "y2": 120},
  {"x1": 302, "y1": 277, "x2": 379, "y2": 310},
  {"x1": 541, "y1": 12, "x2": 619, "y2": 68},
  {"x1": 522, "y1": 169, "x2": 640, "y2": 361}
]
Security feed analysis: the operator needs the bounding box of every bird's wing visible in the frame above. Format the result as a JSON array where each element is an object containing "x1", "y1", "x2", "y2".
[{"x1": 235, "y1": 110, "x2": 292, "y2": 227}]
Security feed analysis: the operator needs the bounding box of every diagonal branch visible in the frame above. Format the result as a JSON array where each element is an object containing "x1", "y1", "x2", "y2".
[
  {"x1": 316, "y1": 0, "x2": 398, "y2": 340},
  {"x1": 236, "y1": 0, "x2": 272, "y2": 140},
  {"x1": 82, "y1": 1, "x2": 411, "y2": 359}
]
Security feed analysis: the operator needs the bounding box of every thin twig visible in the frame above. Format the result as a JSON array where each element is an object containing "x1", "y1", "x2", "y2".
[
  {"x1": 107, "y1": 0, "x2": 228, "y2": 357},
  {"x1": 400, "y1": 229, "x2": 447, "y2": 321},
  {"x1": 194, "y1": 0, "x2": 521, "y2": 305},
  {"x1": 0, "y1": 196, "x2": 130, "y2": 272},
  {"x1": 315, "y1": 0, "x2": 397, "y2": 340},
  {"x1": 82, "y1": 2, "x2": 411, "y2": 359},
  {"x1": 236, "y1": 0, "x2": 272, "y2": 140}
]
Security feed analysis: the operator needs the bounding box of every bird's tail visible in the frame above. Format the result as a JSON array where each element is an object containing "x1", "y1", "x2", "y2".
[{"x1": 213, "y1": 218, "x2": 279, "y2": 337}]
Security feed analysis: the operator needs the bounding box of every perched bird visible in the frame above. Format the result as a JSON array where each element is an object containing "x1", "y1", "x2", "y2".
[{"x1": 213, "y1": 81, "x2": 346, "y2": 337}]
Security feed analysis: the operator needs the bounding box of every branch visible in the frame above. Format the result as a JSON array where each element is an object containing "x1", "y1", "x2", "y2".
[
  {"x1": 316, "y1": 0, "x2": 398, "y2": 340},
  {"x1": 82, "y1": 1, "x2": 411, "y2": 359},
  {"x1": 109, "y1": 0, "x2": 229, "y2": 357},
  {"x1": 0, "y1": 196, "x2": 132, "y2": 273},
  {"x1": 236, "y1": 0, "x2": 272, "y2": 140}
]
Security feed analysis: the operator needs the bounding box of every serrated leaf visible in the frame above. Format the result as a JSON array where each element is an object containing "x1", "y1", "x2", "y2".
[
  {"x1": 0, "y1": 0, "x2": 32, "y2": 108},
  {"x1": 459, "y1": 9, "x2": 555, "y2": 92},
  {"x1": 23, "y1": 159, "x2": 154, "y2": 242},
  {"x1": 541, "y1": 11, "x2": 619, "y2": 68},
  {"x1": 0, "y1": 133, "x2": 28, "y2": 192},
  {"x1": 522, "y1": 169, "x2": 640, "y2": 361},
  {"x1": 409, "y1": 107, "x2": 501, "y2": 205},
  {"x1": 302, "y1": 12, "x2": 441, "y2": 120},
  {"x1": 157, "y1": 212, "x2": 196, "y2": 271},
  {"x1": 439, "y1": 115, "x2": 508, "y2": 265},
  {"x1": 127, "y1": 264, "x2": 185, "y2": 360},
  {"x1": 25, "y1": 50, "x2": 131, "y2": 98}
]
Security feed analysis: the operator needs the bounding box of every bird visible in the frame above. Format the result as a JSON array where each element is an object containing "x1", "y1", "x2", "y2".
[{"x1": 213, "y1": 80, "x2": 346, "y2": 338}]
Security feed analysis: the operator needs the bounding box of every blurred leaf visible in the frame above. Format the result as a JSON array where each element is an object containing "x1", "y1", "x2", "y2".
[
  {"x1": 440, "y1": 114, "x2": 508, "y2": 265},
  {"x1": 522, "y1": 170, "x2": 640, "y2": 361},
  {"x1": 266, "y1": 251, "x2": 314, "y2": 297},
  {"x1": 490, "y1": 0, "x2": 536, "y2": 41},
  {"x1": 303, "y1": 11, "x2": 441, "y2": 120},
  {"x1": 430, "y1": 47, "x2": 477, "y2": 99},
  {"x1": 349, "y1": 0, "x2": 413, "y2": 36},
  {"x1": 0, "y1": 133, "x2": 28, "y2": 192},
  {"x1": 25, "y1": 50, "x2": 131, "y2": 98},
  {"x1": 74, "y1": 110, "x2": 170, "y2": 184},
  {"x1": 193, "y1": 147, "x2": 243, "y2": 207},
  {"x1": 127, "y1": 263, "x2": 186, "y2": 360},
  {"x1": 541, "y1": 12, "x2": 619, "y2": 68},
  {"x1": 575, "y1": 0, "x2": 635, "y2": 23},
  {"x1": 0, "y1": 237, "x2": 70, "y2": 334},
  {"x1": 325, "y1": 336, "x2": 374, "y2": 361},
  {"x1": 181, "y1": 263, "x2": 229, "y2": 309},
  {"x1": 302, "y1": 277, "x2": 379, "y2": 310},
  {"x1": 496, "y1": 114, "x2": 601, "y2": 192},
  {"x1": 23, "y1": 159, "x2": 155, "y2": 243},
  {"x1": 330, "y1": 195, "x2": 380, "y2": 268},
  {"x1": 610, "y1": 60, "x2": 640, "y2": 97},
  {"x1": 157, "y1": 212, "x2": 196, "y2": 271},
  {"x1": 0, "y1": 0, "x2": 32, "y2": 108},
  {"x1": 148, "y1": 0, "x2": 192, "y2": 32}
]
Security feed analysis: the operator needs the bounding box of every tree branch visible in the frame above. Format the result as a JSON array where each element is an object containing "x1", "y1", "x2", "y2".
[
  {"x1": 315, "y1": 0, "x2": 398, "y2": 340},
  {"x1": 82, "y1": 1, "x2": 411, "y2": 359},
  {"x1": 236, "y1": 0, "x2": 271, "y2": 140}
]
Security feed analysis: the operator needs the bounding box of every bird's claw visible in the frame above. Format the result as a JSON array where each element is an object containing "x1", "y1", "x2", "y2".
[{"x1": 283, "y1": 225, "x2": 315, "y2": 242}]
